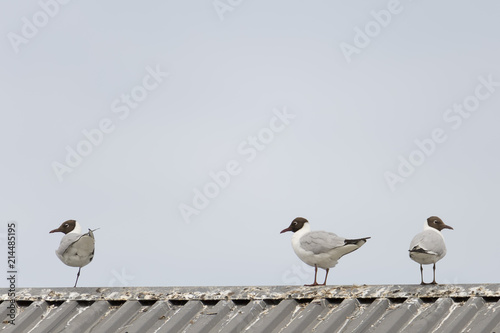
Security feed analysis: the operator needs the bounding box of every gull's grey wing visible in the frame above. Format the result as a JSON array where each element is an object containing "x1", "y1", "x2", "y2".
[
  {"x1": 409, "y1": 230, "x2": 445, "y2": 257},
  {"x1": 300, "y1": 231, "x2": 346, "y2": 254},
  {"x1": 57, "y1": 230, "x2": 95, "y2": 258},
  {"x1": 56, "y1": 233, "x2": 81, "y2": 257}
]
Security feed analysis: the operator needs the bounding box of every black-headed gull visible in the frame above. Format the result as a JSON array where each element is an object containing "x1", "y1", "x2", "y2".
[
  {"x1": 409, "y1": 216, "x2": 453, "y2": 285},
  {"x1": 50, "y1": 220, "x2": 95, "y2": 287},
  {"x1": 280, "y1": 217, "x2": 370, "y2": 286}
]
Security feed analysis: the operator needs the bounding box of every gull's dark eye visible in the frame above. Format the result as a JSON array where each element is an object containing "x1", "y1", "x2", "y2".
[
  {"x1": 64, "y1": 224, "x2": 69, "y2": 228},
  {"x1": 292, "y1": 222, "x2": 297, "y2": 225}
]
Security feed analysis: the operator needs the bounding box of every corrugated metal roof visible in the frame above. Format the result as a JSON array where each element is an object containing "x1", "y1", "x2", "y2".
[{"x1": 2, "y1": 284, "x2": 500, "y2": 332}]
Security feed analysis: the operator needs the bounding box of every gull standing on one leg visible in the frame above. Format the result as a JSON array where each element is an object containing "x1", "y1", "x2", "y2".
[{"x1": 50, "y1": 220, "x2": 96, "y2": 287}]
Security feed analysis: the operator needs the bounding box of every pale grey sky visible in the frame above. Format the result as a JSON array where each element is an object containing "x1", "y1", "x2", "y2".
[{"x1": 1, "y1": 0, "x2": 499, "y2": 288}]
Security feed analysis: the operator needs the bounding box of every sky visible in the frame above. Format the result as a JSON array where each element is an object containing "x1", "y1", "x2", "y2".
[{"x1": 1, "y1": 0, "x2": 499, "y2": 289}]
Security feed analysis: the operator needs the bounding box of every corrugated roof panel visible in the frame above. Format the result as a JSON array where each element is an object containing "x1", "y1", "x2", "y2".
[
  {"x1": 184, "y1": 300, "x2": 235, "y2": 333},
  {"x1": 437, "y1": 297, "x2": 485, "y2": 333},
  {"x1": 218, "y1": 300, "x2": 266, "y2": 333},
  {"x1": 63, "y1": 300, "x2": 109, "y2": 332},
  {"x1": 1, "y1": 285, "x2": 500, "y2": 333},
  {"x1": 464, "y1": 299, "x2": 500, "y2": 332},
  {"x1": 281, "y1": 299, "x2": 329, "y2": 333},
  {"x1": 246, "y1": 299, "x2": 298, "y2": 333},
  {"x1": 119, "y1": 300, "x2": 172, "y2": 333},
  {"x1": 0, "y1": 300, "x2": 13, "y2": 322},
  {"x1": 342, "y1": 298, "x2": 390, "y2": 333},
  {"x1": 371, "y1": 298, "x2": 422, "y2": 333},
  {"x1": 93, "y1": 300, "x2": 142, "y2": 332},
  {"x1": 156, "y1": 300, "x2": 203, "y2": 332},
  {"x1": 403, "y1": 297, "x2": 454, "y2": 332},
  {"x1": 3, "y1": 300, "x2": 46, "y2": 333},
  {"x1": 312, "y1": 298, "x2": 359, "y2": 333},
  {"x1": 29, "y1": 301, "x2": 79, "y2": 333}
]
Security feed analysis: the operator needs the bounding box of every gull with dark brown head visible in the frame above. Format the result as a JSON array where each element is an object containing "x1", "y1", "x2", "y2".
[
  {"x1": 280, "y1": 217, "x2": 370, "y2": 286},
  {"x1": 50, "y1": 220, "x2": 95, "y2": 287},
  {"x1": 409, "y1": 216, "x2": 453, "y2": 285}
]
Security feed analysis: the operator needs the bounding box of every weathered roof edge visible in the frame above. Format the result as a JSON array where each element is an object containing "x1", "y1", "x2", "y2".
[{"x1": 2, "y1": 284, "x2": 500, "y2": 302}]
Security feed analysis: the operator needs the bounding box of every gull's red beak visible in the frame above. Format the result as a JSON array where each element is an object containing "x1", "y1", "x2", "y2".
[{"x1": 280, "y1": 227, "x2": 292, "y2": 234}]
